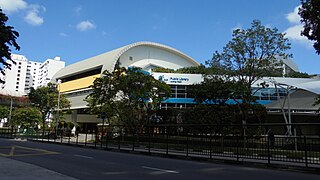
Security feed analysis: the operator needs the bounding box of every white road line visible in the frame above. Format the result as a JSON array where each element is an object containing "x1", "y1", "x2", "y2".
[
  {"x1": 142, "y1": 166, "x2": 179, "y2": 174},
  {"x1": 74, "y1": 154, "x2": 93, "y2": 159}
]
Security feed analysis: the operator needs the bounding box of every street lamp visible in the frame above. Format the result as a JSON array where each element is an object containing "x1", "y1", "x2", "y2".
[
  {"x1": 9, "y1": 96, "x2": 13, "y2": 136},
  {"x1": 56, "y1": 79, "x2": 61, "y2": 137}
]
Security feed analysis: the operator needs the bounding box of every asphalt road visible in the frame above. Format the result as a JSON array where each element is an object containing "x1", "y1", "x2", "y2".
[{"x1": 0, "y1": 138, "x2": 319, "y2": 180}]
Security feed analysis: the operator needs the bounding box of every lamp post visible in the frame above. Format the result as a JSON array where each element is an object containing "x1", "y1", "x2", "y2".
[
  {"x1": 56, "y1": 79, "x2": 61, "y2": 137},
  {"x1": 9, "y1": 96, "x2": 13, "y2": 136}
]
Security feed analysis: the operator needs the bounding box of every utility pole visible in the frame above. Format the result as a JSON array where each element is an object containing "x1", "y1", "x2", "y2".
[
  {"x1": 9, "y1": 96, "x2": 13, "y2": 136},
  {"x1": 56, "y1": 79, "x2": 61, "y2": 137}
]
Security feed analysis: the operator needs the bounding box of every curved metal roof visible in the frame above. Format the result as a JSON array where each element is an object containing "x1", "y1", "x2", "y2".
[
  {"x1": 258, "y1": 77, "x2": 320, "y2": 95},
  {"x1": 53, "y1": 41, "x2": 199, "y2": 80}
]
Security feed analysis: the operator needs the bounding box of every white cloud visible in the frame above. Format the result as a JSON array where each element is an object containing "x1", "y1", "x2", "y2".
[
  {"x1": 286, "y1": 6, "x2": 301, "y2": 24},
  {"x1": 0, "y1": 0, "x2": 27, "y2": 13},
  {"x1": 24, "y1": 4, "x2": 45, "y2": 26},
  {"x1": 284, "y1": 5, "x2": 313, "y2": 47},
  {"x1": 284, "y1": 24, "x2": 312, "y2": 47},
  {"x1": 0, "y1": 0, "x2": 45, "y2": 26},
  {"x1": 59, "y1": 33, "x2": 68, "y2": 37},
  {"x1": 76, "y1": 20, "x2": 96, "y2": 31},
  {"x1": 74, "y1": 6, "x2": 82, "y2": 15}
]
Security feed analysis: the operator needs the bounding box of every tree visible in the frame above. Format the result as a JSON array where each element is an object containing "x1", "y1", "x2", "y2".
[
  {"x1": 152, "y1": 67, "x2": 175, "y2": 73},
  {"x1": 206, "y1": 20, "x2": 291, "y2": 102},
  {"x1": 28, "y1": 83, "x2": 70, "y2": 132},
  {"x1": 175, "y1": 65, "x2": 209, "y2": 74},
  {"x1": 188, "y1": 75, "x2": 266, "y2": 136},
  {"x1": 86, "y1": 67, "x2": 171, "y2": 129},
  {"x1": 0, "y1": 105, "x2": 9, "y2": 124},
  {"x1": 189, "y1": 76, "x2": 244, "y2": 105},
  {"x1": 285, "y1": 71, "x2": 311, "y2": 78},
  {"x1": 85, "y1": 68, "x2": 121, "y2": 122},
  {"x1": 299, "y1": 0, "x2": 320, "y2": 54},
  {"x1": 0, "y1": 8, "x2": 20, "y2": 83},
  {"x1": 152, "y1": 64, "x2": 216, "y2": 75},
  {"x1": 12, "y1": 107, "x2": 41, "y2": 129}
]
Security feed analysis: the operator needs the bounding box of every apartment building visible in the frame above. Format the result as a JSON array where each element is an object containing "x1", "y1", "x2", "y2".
[{"x1": 0, "y1": 54, "x2": 65, "y2": 94}]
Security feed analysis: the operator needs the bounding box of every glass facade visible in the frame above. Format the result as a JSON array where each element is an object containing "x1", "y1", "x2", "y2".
[
  {"x1": 252, "y1": 87, "x2": 288, "y2": 101},
  {"x1": 160, "y1": 85, "x2": 291, "y2": 109},
  {"x1": 170, "y1": 85, "x2": 189, "y2": 98}
]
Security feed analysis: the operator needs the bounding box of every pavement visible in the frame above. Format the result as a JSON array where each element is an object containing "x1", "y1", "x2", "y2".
[{"x1": 0, "y1": 156, "x2": 77, "y2": 180}]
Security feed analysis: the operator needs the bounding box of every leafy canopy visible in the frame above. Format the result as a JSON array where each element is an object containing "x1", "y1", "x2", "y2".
[
  {"x1": 12, "y1": 107, "x2": 42, "y2": 129},
  {"x1": 28, "y1": 83, "x2": 70, "y2": 128},
  {"x1": 206, "y1": 20, "x2": 291, "y2": 94},
  {"x1": 0, "y1": 8, "x2": 20, "y2": 83},
  {"x1": 0, "y1": 105, "x2": 9, "y2": 120},
  {"x1": 86, "y1": 67, "x2": 170, "y2": 127},
  {"x1": 299, "y1": 0, "x2": 320, "y2": 54}
]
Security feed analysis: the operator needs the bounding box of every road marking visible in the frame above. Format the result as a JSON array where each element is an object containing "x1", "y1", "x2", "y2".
[
  {"x1": 142, "y1": 166, "x2": 179, "y2": 174},
  {"x1": 9, "y1": 146, "x2": 15, "y2": 156},
  {"x1": 74, "y1": 154, "x2": 94, "y2": 159},
  {"x1": 103, "y1": 171, "x2": 127, "y2": 175},
  {"x1": 0, "y1": 146, "x2": 59, "y2": 157}
]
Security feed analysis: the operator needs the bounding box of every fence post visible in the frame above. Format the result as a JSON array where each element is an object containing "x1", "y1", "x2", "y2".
[
  {"x1": 186, "y1": 131, "x2": 189, "y2": 157},
  {"x1": 148, "y1": 126, "x2": 151, "y2": 154},
  {"x1": 236, "y1": 135, "x2": 239, "y2": 162},
  {"x1": 54, "y1": 129, "x2": 57, "y2": 143},
  {"x1": 94, "y1": 131, "x2": 97, "y2": 148},
  {"x1": 132, "y1": 132, "x2": 135, "y2": 151},
  {"x1": 210, "y1": 135, "x2": 212, "y2": 159},
  {"x1": 304, "y1": 136, "x2": 308, "y2": 167},
  {"x1": 76, "y1": 133, "x2": 79, "y2": 145},
  {"x1": 267, "y1": 136, "x2": 271, "y2": 165},
  {"x1": 166, "y1": 126, "x2": 169, "y2": 155},
  {"x1": 85, "y1": 131, "x2": 88, "y2": 147},
  {"x1": 60, "y1": 130, "x2": 63, "y2": 144},
  {"x1": 100, "y1": 130, "x2": 103, "y2": 149},
  {"x1": 118, "y1": 128, "x2": 121, "y2": 150},
  {"x1": 68, "y1": 132, "x2": 71, "y2": 144},
  {"x1": 105, "y1": 131, "x2": 108, "y2": 149}
]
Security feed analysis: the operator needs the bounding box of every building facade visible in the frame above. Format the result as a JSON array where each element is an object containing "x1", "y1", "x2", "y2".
[
  {"x1": 1, "y1": 54, "x2": 65, "y2": 94},
  {"x1": 52, "y1": 41, "x2": 320, "y2": 129},
  {"x1": 52, "y1": 41, "x2": 199, "y2": 124},
  {"x1": 38, "y1": 57, "x2": 65, "y2": 87}
]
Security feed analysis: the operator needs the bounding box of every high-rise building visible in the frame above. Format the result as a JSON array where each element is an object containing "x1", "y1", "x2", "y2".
[
  {"x1": 38, "y1": 57, "x2": 65, "y2": 87},
  {"x1": 0, "y1": 54, "x2": 65, "y2": 94}
]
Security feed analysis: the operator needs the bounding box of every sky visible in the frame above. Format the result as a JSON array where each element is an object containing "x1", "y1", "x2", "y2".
[{"x1": 0, "y1": 0, "x2": 319, "y2": 74}]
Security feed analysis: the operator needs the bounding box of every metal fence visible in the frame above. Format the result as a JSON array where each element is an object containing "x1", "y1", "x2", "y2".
[{"x1": 1, "y1": 123, "x2": 320, "y2": 168}]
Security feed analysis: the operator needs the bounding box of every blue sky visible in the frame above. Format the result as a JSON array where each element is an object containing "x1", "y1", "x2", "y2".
[{"x1": 1, "y1": 0, "x2": 319, "y2": 74}]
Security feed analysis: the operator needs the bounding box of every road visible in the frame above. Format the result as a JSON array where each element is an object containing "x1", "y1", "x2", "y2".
[{"x1": 0, "y1": 138, "x2": 319, "y2": 180}]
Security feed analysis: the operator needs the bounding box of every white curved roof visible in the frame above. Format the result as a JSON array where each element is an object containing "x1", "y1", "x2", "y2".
[
  {"x1": 257, "y1": 77, "x2": 320, "y2": 95},
  {"x1": 53, "y1": 41, "x2": 199, "y2": 80}
]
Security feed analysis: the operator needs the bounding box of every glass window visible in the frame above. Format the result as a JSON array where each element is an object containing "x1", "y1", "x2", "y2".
[{"x1": 177, "y1": 93, "x2": 187, "y2": 98}]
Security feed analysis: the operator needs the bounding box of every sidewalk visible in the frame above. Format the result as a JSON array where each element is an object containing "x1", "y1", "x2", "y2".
[{"x1": 0, "y1": 156, "x2": 77, "y2": 180}]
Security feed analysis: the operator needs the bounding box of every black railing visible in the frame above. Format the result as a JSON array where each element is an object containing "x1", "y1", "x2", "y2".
[{"x1": 1, "y1": 124, "x2": 320, "y2": 168}]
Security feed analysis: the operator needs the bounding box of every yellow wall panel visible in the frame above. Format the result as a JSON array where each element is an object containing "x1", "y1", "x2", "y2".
[{"x1": 59, "y1": 74, "x2": 100, "y2": 93}]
